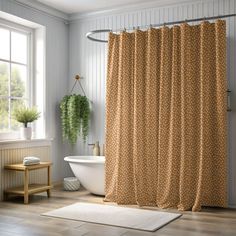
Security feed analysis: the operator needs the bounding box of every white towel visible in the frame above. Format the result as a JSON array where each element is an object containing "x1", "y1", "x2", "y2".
[{"x1": 23, "y1": 156, "x2": 40, "y2": 166}]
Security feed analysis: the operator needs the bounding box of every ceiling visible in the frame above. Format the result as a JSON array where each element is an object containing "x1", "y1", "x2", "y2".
[{"x1": 36, "y1": 0, "x2": 162, "y2": 14}]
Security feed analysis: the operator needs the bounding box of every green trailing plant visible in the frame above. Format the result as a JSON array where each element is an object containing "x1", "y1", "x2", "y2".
[
  {"x1": 79, "y1": 95, "x2": 90, "y2": 142},
  {"x1": 60, "y1": 94, "x2": 90, "y2": 144},
  {"x1": 68, "y1": 94, "x2": 80, "y2": 144},
  {"x1": 60, "y1": 95, "x2": 70, "y2": 140},
  {"x1": 13, "y1": 106, "x2": 40, "y2": 128}
]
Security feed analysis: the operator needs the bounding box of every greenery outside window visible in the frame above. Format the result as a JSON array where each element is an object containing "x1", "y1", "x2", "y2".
[{"x1": 0, "y1": 21, "x2": 33, "y2": 139}]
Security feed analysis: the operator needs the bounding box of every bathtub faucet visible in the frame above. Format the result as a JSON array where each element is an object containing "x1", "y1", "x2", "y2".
[{"x1": 88, "y1": 141, "x2": 100, "y2": 156}]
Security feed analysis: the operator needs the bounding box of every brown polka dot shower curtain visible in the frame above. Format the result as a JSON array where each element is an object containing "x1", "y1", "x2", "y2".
[{"x1": 105, "y1": 20, "x2": 227, "y2": 211}]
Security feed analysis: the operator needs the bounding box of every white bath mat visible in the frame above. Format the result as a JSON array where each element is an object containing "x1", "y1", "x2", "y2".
[{"x1": 42, "y1": 202, "x2": 181, "y2": 232}]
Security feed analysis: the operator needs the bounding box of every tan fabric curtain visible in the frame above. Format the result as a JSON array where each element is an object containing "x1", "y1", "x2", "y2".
[{"x1": 105, "y1": 20, "x2": 227, "y2": 211}]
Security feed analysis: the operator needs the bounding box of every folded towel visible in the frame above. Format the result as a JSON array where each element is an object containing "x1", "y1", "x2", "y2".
[
  {"x1": 24, "y1": 156, "x2": 40, "y2": 161},
  {"x1": 23, "y1": 156, "x2": 40, "y2": 166}
]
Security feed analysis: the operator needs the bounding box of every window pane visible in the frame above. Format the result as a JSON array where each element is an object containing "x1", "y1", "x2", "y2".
[
  {"x1": 11, "y1": 31, "x2": 27, "y2": 64},
  {"x1": 11, "y1": 98, "x2": 26, "y2": 131},
  {"x1": 11, "y1": 64, "x2": 27, "y2": 98},
  {"x1": 0, "y1": 99, "x2": 9, "y2": 132},
  {"x1": 0, "y1": 62, "x2": 9, "y2": 97},
  {"x1": 0, "y1": 28, "x2": 10, "y2": 60}
]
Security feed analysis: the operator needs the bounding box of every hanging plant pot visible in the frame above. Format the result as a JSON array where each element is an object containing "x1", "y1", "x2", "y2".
[
  {"x1": 20, "y1": 127, "x2": 32, "y2": 140},
  {"x1": 60, "y1": 94, "x2": 90, "y2": 145}
]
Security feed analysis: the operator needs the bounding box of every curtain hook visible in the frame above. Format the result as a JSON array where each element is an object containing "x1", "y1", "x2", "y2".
[{"x1": 184, "y1": 19, "x2": 189, "y2": 25}]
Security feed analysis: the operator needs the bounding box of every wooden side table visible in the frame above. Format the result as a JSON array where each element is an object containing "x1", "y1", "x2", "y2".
[{"x1": 4, "y1": 162, "x2": 53, "y2": 204}]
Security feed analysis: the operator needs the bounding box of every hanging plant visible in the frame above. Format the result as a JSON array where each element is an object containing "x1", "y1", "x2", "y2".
[
  {"x1": 60, "y1": 95, "x2": 70, "y2": 141},
  {"x1": 60, "y1": 94, "x2": 90, "y2": 144},
  {"x1": 79, "y1": 95, "x2": 90, "y2": 142}
]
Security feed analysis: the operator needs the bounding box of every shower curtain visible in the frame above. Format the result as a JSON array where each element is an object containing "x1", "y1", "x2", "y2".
[{"x1": 105, "y1": 20, "x2": 227, "y2": 211}]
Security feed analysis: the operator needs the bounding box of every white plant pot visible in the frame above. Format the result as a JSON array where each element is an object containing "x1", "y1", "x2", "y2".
[{"x1": 20, "y1": 127, "x2": 32, "y2": 140}]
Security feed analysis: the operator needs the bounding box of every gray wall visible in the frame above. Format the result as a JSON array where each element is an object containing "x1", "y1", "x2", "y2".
[
  {"x1": 0, "y1": 0, "x2": 71, "y2": 182},
  {"x1": 68, "y1": 0, "x2": 236, "y2": 207}
]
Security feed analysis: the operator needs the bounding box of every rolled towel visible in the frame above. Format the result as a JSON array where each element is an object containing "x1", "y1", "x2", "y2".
[{"x1": 23, "y1": 156, "x2": 40, "y2": 166}]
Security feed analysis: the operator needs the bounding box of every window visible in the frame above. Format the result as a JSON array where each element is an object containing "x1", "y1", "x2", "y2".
[
  {"x1": 0, "y1": 25, "x2": 31, "y2": 133},
  {"x1": 0, "y1": 21, "x2": 32, "y2": 138},
  {"x1": 0, "y1": 13, "x2": 46, "y2": 141}
]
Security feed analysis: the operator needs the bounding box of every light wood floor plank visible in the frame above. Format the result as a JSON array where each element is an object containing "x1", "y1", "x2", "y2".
[{"x1": 0, "y1": 186, "x2": 235, "y2": 236}]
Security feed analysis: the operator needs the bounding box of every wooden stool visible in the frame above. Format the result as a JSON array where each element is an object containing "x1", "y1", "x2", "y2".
[{"x1": 4, "y1": 162, "x2": 53, "y2": 204}]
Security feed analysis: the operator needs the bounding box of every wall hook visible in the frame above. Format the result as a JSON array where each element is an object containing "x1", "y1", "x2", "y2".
[{"x1": 70, "y1": 74, "x2": 92, "y2": 104}]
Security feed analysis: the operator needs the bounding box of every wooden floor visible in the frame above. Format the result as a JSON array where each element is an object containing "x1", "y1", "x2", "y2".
[{"x1": 0, "y1": 186, "x2": 235, "y2": 236}]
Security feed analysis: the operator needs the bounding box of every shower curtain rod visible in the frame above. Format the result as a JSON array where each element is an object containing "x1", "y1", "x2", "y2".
[{"x1": 86, "y1": 13, "x2": 236, "y2": 43}]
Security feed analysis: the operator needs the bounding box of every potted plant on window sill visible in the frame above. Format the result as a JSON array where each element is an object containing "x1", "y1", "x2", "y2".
[{"x1": 13, "y1": 106, "x2": 40, "y2": 140}]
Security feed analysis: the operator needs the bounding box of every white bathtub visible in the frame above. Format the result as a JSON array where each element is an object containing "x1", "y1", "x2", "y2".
[{"x1": 64, "y1": 156, "x2": 105, "y2": 195}]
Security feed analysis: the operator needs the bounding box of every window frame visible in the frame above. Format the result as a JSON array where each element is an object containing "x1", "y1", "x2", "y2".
[{"x1": 0, "y1": 19, "x2": 34, "y2": 140}]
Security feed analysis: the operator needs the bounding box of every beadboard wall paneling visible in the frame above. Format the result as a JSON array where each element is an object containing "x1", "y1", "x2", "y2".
[
  {"x1": 69, "y1": 0, "x2": 236, "y2": 206},
  {"x1": 0, "y1": 145, "x2": 50, "y2": 201},
  {"x1": 0, "y1": 0, "x2": 71, "y2": 182}
]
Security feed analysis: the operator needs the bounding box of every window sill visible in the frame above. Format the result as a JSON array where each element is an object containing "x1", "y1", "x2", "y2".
[{"x1": 0, "y1": 138, "x2": 53, "y2": 150}]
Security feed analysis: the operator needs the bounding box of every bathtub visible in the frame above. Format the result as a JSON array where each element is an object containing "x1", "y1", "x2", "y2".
[{"x1": 64, "y1": 156, "x2": 105, "y2": 196}]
